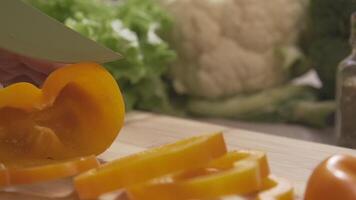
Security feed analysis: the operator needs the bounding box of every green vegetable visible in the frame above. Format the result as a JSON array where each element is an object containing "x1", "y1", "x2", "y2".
[
  {"x1": 26, "y1": 0, "x2": 176, "y2": 112},
  {"x1": 282, "y1": 100, "x2": 335, "y2": 128},
  {"x1": 188, "y1": 85, "x2": 335, "y2": 128},
  {"x1": 301, "y1": 0, "x2": 356, "y2": 99}
]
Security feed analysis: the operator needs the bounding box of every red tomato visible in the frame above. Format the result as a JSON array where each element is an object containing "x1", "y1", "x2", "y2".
[{"x1": 305, "y1": 154, "x2": 356, "y2": 200}]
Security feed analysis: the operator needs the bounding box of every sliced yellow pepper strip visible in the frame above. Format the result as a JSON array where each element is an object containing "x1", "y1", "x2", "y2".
[
  {"x1": 257, "y1": 175, "x2": 294, "y2": 200},
  {"x1": 74, "y1": 133, "x2": 227, "y2": 199},
  {"x1": 0, "y1": 164, "x2": 9, "y2": 187},
  {"x1": 127, "y1": 151, "x2": 269, "y2": 200},
  {"x1": 8, "y1": 155, "x2": 100, "y2": 185},
  {"x1": 208, "y1": 150, "x2": 270, "y2": 178},
  {"x1": 215, "y1": 175, "x2": 294, "y2": 200},
  {"x1": 0, "y1": 62, "x2": 125, "y2": 163}
]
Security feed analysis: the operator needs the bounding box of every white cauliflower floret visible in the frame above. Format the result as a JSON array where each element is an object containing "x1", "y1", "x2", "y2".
[
  {"x1": 197, "y1": 39, "x2": 282, "y2": 97},
  {"x1": 164, "y1": 0, "x2": 308, "y2": 99}
]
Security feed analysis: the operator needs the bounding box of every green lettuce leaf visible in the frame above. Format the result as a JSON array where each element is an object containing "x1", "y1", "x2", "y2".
[{"x1": 26, "y1": 0, "x2": 176, "y2": 111}]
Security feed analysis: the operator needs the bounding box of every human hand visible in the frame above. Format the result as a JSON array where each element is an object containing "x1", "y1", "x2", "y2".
[{"x1": 0, "y1": 48, "x2": 64, "y2": 87}]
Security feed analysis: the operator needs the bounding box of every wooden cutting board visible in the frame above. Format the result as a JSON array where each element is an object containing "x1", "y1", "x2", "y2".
[{"x1": 1, "y1": 112, "x2": 356, "y2": 199}]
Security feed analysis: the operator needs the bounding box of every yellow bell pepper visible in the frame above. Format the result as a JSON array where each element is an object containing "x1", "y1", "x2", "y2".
[
  {"x1": 0, "y1": 164, "x2": 9, "y2": 187},
  {"x1": 8, "y1": 155, "x2": 100, "y2": 185},
  {"x1": 207, "y1": 150, "x2": 270, "y2": 177},
  {"x1": 0, "y1": 62, "x2": 125, "y2": 164},
  {"x1": 258, "y1": 175, "x2": 294, "y2": 200},
  {"x1": 74, "y1": 133, "x2": 227, "y2": 199},
  {"x1": 127, "y1": 151, "x2": 269, "y2": 200},
  {"x1": 215, "y1": 175, "x2": 294, "y2": 200}
]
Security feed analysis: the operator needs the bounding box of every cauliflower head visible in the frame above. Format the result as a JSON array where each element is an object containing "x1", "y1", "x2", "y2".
[{"x1": 165, "y1": 0, "x2": 308, "y2": 99}]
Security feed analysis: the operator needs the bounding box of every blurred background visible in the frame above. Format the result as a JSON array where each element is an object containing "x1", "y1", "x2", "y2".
[{"x1": 25, "y1": 0, "x2": 356, "y2": 145}]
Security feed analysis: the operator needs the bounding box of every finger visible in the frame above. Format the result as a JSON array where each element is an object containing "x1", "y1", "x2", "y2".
[
  {"x1": 2, "y1": 73, "x2": 47, "y2": 87},
  {"x1": 13, "y1": 63, "x2": 47, "y2": 86},
  {"x1": 0, "y1": 48, "x2": 66, "y2": 75},
  {"x1": 3, "y1": 75, "x2": 44, "y2": 87},
  {"x1": 0, "y1": 50, "x2": 19, "y2": 70},
  {"x1": 0, "y1": 68, "x2": 13, "y2": 82},
  {"x1": 1, "y1": 63, "x2": 47, "y2": 87},
  {"x1": 19, "y1": 56, "x2": 65, "y2": 74}
]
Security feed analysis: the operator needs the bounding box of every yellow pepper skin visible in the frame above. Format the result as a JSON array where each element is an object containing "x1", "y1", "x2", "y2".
[
  {"x1": 74, "y1": 133, "x2": 227, "y2": 199},
  {"x1": 0, "y1": 62, "x2": 125, "y2": 164},
  {"x1": 127, "y1": 151, "x2": 269, "y2": 200}
]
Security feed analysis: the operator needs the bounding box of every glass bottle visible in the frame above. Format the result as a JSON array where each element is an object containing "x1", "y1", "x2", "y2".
[{"x1": 336, "y1": 13, "x2": 356, "y2": 147}]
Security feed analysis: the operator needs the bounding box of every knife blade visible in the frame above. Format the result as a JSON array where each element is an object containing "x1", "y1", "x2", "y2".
[{"x1": 0, "y1": 0, "x2": 122, "y2": 64}]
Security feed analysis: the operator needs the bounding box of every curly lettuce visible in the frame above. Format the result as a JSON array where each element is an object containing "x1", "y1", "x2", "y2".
[{"x1": 26, "y1": 0, "x2": 176, "y2": 111}]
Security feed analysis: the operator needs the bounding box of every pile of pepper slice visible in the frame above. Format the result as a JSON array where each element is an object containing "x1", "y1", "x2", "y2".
[
  {"x1": 0, "y1": 63, "x2": 295, "y2": 199},
  {"x1": 74, "y1": 133, "x2": 294, "y2": 200}
]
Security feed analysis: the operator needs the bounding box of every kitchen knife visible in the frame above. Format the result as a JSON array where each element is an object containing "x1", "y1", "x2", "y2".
[{"x1": 0, "y1": 0, "x2": 122, "y2": 63}]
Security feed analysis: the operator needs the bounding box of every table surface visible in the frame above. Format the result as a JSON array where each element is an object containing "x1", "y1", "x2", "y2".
[{"x1": 2, "y1": 112, "x2": 356, "y2": 199}]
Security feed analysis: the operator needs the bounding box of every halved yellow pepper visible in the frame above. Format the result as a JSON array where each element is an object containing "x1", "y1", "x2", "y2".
[
  {"x1": 0, "y1": 62, "x2": 125, "y2": 164},
  {"x1": 127, "y1": 151, "x2": 269, "y2": 200},
  {"x1": 74, "y1": 133, "x2": 227, "y2": 199}
]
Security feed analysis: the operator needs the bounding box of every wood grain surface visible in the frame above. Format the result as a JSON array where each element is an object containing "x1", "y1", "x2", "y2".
[{"x1": 1, "y1": 112, "x2": 356, "y2": 199}]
